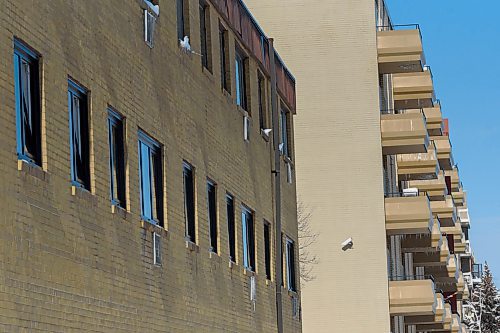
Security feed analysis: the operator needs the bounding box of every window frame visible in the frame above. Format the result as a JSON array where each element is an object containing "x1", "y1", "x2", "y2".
[
  {"x1": 68, "y1": 79, "x2": 91, "y2": 190},
  {"x1": 14, "y1": 39, "x2": 42, "y2": 166},
  {"x1": 264, "y1": 221, "x2": 272, "y2": 280},
  {"x1": 286, "y1": 237, "x2": 297, "y2": 292},
  {"x1": 257, "y1": 72, "x2": 268, "y2": 131},
  {"x1": 226, "y1": 193, "x2": 236, "y2": 262},
  {"x1": 183, "y1": 161, "x2": 196, "y2": 243},
  {"x1": 207, "y1": 179, "x2": 218, "y2": 253},
  {"x1": 177, "y1": 0, "x2": 190, "y2": 41},
  {"x1": 199, "y1": 0, "x2": 212, "y2": 71},
  {"x1": 144, "y1": 9, "x2": 157, "y2": 48},
  {"x1": 219, "y1": 23, "x2": 230, "y2": 93},
  {"x1": 241, "y1": 205, "x2": 255, "y2": 272},
  {"x1": 280, "y1": 107, "x2": 291, "y2": 158},
  {"x1": 138, "y1": 130, "x2": 163, "y2": 226},
  {"x1": 235, "y1": 46, "x2": 248, "y2": 111},
  {"x1": 107, "y1": 108, "x2": 126, "y2": 208}
]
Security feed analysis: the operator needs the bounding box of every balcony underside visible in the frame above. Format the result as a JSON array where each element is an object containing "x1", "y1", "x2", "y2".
[
  {"x1": 393, "y1": 71, "x2": 435, "y2": 109},
  {"x1": 430, "y1": 196, "x2": 457, "y2": 227},
  {"x1": 381, "y1": 112, "x2": 429, "y2": 155},
  {"x1": 389, "y1": 279, "x2": 437, "y2": 316},
  {"x1": 407, "y1": 170, "x2": 448, "y2": 200},
  {"x1": 401, "y1": 218, "x2": 442, "y2": 250},
  {"x1": 385, "y1": 196, "x2": 433, "y2": 235},
  {"x1": 397, "y1": 146, "x2": 439, "y2": 181},
  {"x1": 416, "y1": 303, "x2": 452, "y2": 332},
  {"x1": 405, "y1": 293, "x2": 446, "y2": 325},
  {"x1": 377, "y1": 29, "x2": 425, "y2": 74},
  {"x1": 432, "y1": 136, "x2": 454, "y2": 170}
]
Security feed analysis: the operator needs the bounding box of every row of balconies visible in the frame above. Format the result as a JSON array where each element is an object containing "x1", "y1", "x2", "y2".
[{"x1": 378, "y1": 25, "x2": 471, "y2": 332}]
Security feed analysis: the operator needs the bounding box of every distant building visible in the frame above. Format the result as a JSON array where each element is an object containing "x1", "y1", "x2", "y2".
[{"x1": 246, "y1": 0, "x2": 474, "y2": 332}]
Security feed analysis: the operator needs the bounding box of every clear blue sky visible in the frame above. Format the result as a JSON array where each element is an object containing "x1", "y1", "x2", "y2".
[{"x1": 386, "y1": 0, "x2": 500, "y2": 284}]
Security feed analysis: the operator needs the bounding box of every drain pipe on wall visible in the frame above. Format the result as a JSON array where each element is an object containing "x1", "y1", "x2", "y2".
[{"x1": 269, "y1": 38, "x2": 284, "y2": 333}]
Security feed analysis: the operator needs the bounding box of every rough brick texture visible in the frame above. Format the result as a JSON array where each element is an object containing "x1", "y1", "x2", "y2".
[{"x1": 0, "y1": 0, "x2": 301, "y2": 332}]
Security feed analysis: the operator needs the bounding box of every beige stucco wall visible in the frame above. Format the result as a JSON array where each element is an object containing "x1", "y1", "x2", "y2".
[
  {"x1": 244, "y1": 1, "x2": 391, "y2": 332},
  {"x1": 0, "y1": 0, "x2": 301, "y2": 332}
]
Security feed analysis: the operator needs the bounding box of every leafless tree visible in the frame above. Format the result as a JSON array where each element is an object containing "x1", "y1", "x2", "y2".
[{"x1": 297, "y1": 199, "x2": 318, "y2": 285}]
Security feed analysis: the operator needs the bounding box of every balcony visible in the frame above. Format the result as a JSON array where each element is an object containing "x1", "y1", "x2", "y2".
[
  {"x1": 405, "y1": 292, "x2": 446, "y2": 325},
  {"x1": 413, "y1": 236, "x2": 450, "y2": 267},
  {"x1": 451, "y1": 186, "x2": 465, "y2": 207},
  {"x1": 377, "y1": 25, "x2": 425, "y2": 74},
  {"x1": 451, "y1": 314, "x2": 462, "y2": 333},
  {"x1": 385, "y1": 194, "x2": 433, "y2": 235},
  {"x1": 406, "y1": 170, "x2": 448, "y2": 200},
  {"x1": 430, "y1": 195, "x2": 457, "y2": 227},
  {"x1": 397, "y1": 142, "x2": 439, "y2": 181},
  {"x1": 454, "y1": 233, "x2": 467, "y2": 254},
  {"x1": 401, "y1": 218, "x2": 443, "y2": 250},
  {"x1": 381, "y1": 110, "x2": 429, "y2": 155},
  {"x1": 393, "y1": 68, "x2": 435, "y2": 109},
  {"x1": 389, "y1": 278, "x2": 437, "y2": 316},
  {"x1": 431, "y1": 136, "x2": 454, "y2": 170},
  {"x1": 423, "y1": 104, "x2": 443, "y2": 136},
  {"x1": 428, "y1": 254, "x2": 458, "y2": 284},
  {"x1": 445, "y1": 166, "x2": 460, "y2": 191},
  {"x1": 415, "y1": 302, "x2": 452, "y2": 332}
]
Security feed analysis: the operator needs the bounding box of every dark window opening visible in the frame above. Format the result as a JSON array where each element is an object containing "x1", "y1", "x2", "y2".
[
  {"x1": 235, "y1": 47, "x2": 249, "y2": 111},
  {"x1": 107, "y1": 109, "x2": 126, "y2": 207},
  {"x1": 264, "y1": 222, "x2": 272, "y2": 280},
  {"x1": 14, "y1": 39, "x2": 41, "y2": 166},
  {"x1": 280, "y1": 107, "x2": 292, "y2": 158},
  {"x1": 219, "y1": 24, "x2": 230, "y2": 92},
  {"x1": 199, "y1": 1, "x2": 212, "y2": 71},
  {"x1": 286, "y1": 237, "x2": 297, "y2": 292},
  {"x1": 446, "y1": 234, "x2": 455, "y2": 254},
  {"x1": 177, "y1": 0, "x2": 190, "y2": 41},
  {"x1": 183, "y1": 162, "x2": 196, "y2": 243},
  {"x1": 207, "y1": 180, "x2": 218, "y2": 252},
  {"x1": 226, "y1": 194, "x2": 236, "y2": 262},
  {"x1": 68, "y1": 80, "x2": 91, "y2": 190},
  {"x1": 258, "y1": 73, "x2": 268, "y2": 130},
  {"x1": 242, "y1": 206, "x2": 255, "y2": 271},
  {"x1": 138, "y1": 131, "x2": 163, "y2": 226},
  {"x1": 445, "y1": 175, "x2": 452, "y2": 195}
]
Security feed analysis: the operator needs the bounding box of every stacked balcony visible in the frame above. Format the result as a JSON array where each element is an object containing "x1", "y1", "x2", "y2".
[
  {"x1": 377, "y1": 25, "x2": 425, "y2": 74},
  {"x1": 406, "y1": 170, "x2": 448, "y2": 200},
  {"x1": 381, "y1": 110, "x2": 429, "y2": 155},
  {"x1": 393, "y1": 67, "x2": 435, "y2": 109},
  {"x1": 385, "y1": 194, "x2": 434, "y2": 235},
  {"x1": 397, "y1": 142, "x2": 439, "y2": 181},
  {"x1": 431, "y1": 135, "x2": 454, "y2": 170},
  {"x1": 389, "y1": 278, "x2": 437, "y2": 316}
]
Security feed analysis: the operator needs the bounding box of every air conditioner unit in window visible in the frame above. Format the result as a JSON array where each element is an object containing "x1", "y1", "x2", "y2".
[
  {"x1": 153, "y1": 232, "x2": 161, "y2": 265},
  {"x1": 402, "y1": 188, "x2": 419, "y2": 197},
  {"x1": 291, "y1": 295, "x2": 300, "y2": 320},
  {"x1": 286, "y1": 161, "x2": 293, "y2": 184},
  {"x1": 250, "y1": 275, "x2": 256, "y2": 311},
  {"x1": 243, "y1": 115, "x2": 250, "y2": 141}
]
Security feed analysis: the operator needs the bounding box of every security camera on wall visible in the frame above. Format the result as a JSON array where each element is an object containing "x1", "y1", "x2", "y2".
[{"x1": 341, "y1": 237, "x2": 353, "y2": 251}]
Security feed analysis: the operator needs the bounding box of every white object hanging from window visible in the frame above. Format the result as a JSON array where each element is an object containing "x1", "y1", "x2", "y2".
[
  {"x1": 243, "y1": 115, "x2": 250, "y2": 142},
  {"x1": 144, "y1": 10, "x2": 156, "y2": 48},
  {"x1": 250, "y1": 275, "x2": 256, "y2": 311},
  {"x1": 153, "y1": 232, "x2": 161, "y2": 265}
]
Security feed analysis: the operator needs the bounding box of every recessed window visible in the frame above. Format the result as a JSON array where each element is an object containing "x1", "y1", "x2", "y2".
[
  {"x1": 286, "y1": 237, "x2": 297, "y2": 292},
  {"x1": 68, "y1": 79, "x2": 91, "y2": 190},
  {"x1": 235, "y1": 47, "x2": 249, "y2": 110},
  {"x1": 242, "y1": 206, "x2": 255, "y2": 271},
  {"x1": 144, "y1": 5, "x2": 157, "y2": 48},
  {"x1": 280, "y1": 107, "x2": 291, "y2": 158},
  {"x1": 183, "y1": 162, "x2": 196, "y2": 243},
  {"x1": 219, "y1": 23, "x2": 230, "y2": 92},
  {"x1": 207, "y1": 180, "x2": 217, "y2": 253},
  {"x1": 177, "y1": 0, "x2": 190, "y2": 41},
  {"x1": 14, "y1": 39, "x2": 41, "y2": 166},
  {"x1": 257, "y1": 73, "x2": 268, "y2": 131},
  {"x1": 226, "y1": 194, "x2": 236, "y2": 262},
  {"x1": 107, "y1": 109, "x2": 126, "y2": 208},
  {"x1": 199, "y1": 0, "x2": 212, "y2": 71},
  {"x1": 138, "y1": 130, "x2": 163, "y2": 226},
  {"x1": 264, "y1": 221, "x2": 272, "y2": 280}
]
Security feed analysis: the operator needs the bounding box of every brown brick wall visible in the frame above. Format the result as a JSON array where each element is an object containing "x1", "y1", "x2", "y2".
[{"x1": 0, "y1": 0, "x2": 301, "y2": 332}]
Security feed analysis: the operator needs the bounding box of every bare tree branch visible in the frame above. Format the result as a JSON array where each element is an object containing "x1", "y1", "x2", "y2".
[{"x1": 297, "y1": 199, "x2": 318, "y2": 285}]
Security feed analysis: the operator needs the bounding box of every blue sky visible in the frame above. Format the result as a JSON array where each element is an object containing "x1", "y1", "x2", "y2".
[{"x1": 386, "y1": 0, "x2": 500, "y2": 284}]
